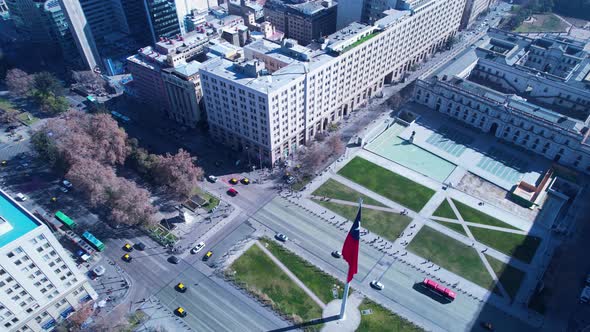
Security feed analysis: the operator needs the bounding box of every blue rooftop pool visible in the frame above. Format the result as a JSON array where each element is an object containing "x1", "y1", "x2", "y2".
[{"x1": 0, "y1": 191, "x2": 40, "y2": 248}]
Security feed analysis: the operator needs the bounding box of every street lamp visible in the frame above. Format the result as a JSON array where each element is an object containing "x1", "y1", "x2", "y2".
[{"x1": 245, "y1": 146, "x2": 251, "y2": 167}]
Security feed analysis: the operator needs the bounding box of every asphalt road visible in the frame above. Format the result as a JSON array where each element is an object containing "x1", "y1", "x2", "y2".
[
  {"x1": 252, "y1": 197, "x2": 535, "y2": 332},
  {"x1": 102, "y1": 232, "x2": 287, "y2": 331}
]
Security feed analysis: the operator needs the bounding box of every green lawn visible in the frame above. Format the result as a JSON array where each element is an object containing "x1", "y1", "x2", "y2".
[
  {"x1": 17, "y1": 112, "x2": 39, "y2": 125},
  {"x1": 230, "y1": 244, "x2": 322, "y2": 322},
  {"x1": 469, "y1": 227, "x2": 541, "y2": 264},
  {"x1": 432, "y1": 199, "x2": 457, "y2": 219},
  {"x1": 315, "y1": 200, "x2": 412, "y2": 242},
  {"x1": 453, "y1": 199, "x2": 519, "y2": 230},
  {"x1": 486, "y1": 255, "x2": 526, "y2": 300},
  {"x1": 357, "y1": 299, "x2": 423, "y2": 332},
  {"x1": 408, "y1": 226, "x2": 495, "y2": 290},
  {"x1": 261, "y1": 239, "x2": 345, "y2": 304},
  {"x1": 431, "y1": 219, "x2": 467, "y2": 236},
  {"x1": 338, "y1": 157, "x2": 435, "y2": 211},
  {"x1": 312, "y1": 179, "x2": 386, "y2": 207},
  {"x1": 0, "y1": 98, "x2": 17, "y2": 112},
  {"x1": 515, "y1": 14, "x2": 568, "y2": 33},
  {"x1": 191, "y1": 187, "x2": 220, "y2": 212}
]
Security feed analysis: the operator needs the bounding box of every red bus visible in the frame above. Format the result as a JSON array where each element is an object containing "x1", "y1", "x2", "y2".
[{"x1": 423, "y1": 278, "x2": 456, "y2": 301}]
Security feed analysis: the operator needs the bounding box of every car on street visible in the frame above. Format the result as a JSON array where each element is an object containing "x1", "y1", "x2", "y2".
[
  {"x1": 286, "y1": 176, "x2": 295, "y2": 185},
  {"x1": 168, "y1": 256, "x2": 180, "y2": 264},
  {"x1": 331, "y1": 251, "x2": 342, "y2": 258},
  {"x1": 15, "y1": 193, "x2": 27, "y2": 201},
  {"x1": 481, "y1": 322, "x2": 494, "y2": 331},
  {"x1": 207, "y1": 175, "x2": 218, "y2": 183},
  {"x1": 93, "y1": 265, "x2": 106, "y2": 277},
  {"x1": 191, "y1": 241, "x2": 205, "y2": 254},
  {"x1": 122, "y1": 254, "x2": 132, "y2": 262},
  {"x1": 59, "y1": 187, "x2": 69, "y2": 193},
  {"x1": 370, "y1": 280, "x2": 384, "y2": 290},
  {"x1": 135, "y1": 242, "x2": 146, "y2": 251},
  {"x1": 62, "y1": 180, "x2": 73, "y2": 188},
  {"x1": 123, "y1": 243, "x2": 133, "y2": 252},
  {"x1": 175, "y1": 307, "x2": 187, "y2": 317},
  {"x1": 1, "y1": 160, "x2": 6, "y2": 167},
  {"x1": 241, "y1": 178, "x2": 250, "y2": 185},
  {"x1": 202, "y1": 251, "x2": 213, "y2": 261},
  {"x1": 275, "y1": 233, "x2": 288, "y2": 242},
  {"x1": 229, "y1": 178, "x2": 238, "y2": 185},
  {"x1": 5, "y1": 125, "x2": 18, "y2": 132},
  {"x1": 227, "y1": 188, "x2": 238, "y2": 196},
  {"x1": 175, "y1": 282, "x2": 187, "y2": 293}
]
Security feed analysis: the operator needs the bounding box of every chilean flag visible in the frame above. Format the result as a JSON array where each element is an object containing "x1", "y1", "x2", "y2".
[{"x1": 342, "y1": 201, "x2": 362, "y2": 283}]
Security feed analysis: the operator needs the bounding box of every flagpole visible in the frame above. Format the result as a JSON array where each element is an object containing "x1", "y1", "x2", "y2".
[{"x1": 339, "y1": 198, "x2": 362, "y2": 320}]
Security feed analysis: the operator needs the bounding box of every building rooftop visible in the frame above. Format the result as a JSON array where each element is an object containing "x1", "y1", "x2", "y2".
[
  {"x1": 426, "y1": 28, "x2": 590, "y2": 134},
  {"x1": 0, "y1": 190, "x2": 40, "y2": 248},
  {"x1": 168, "y1": 61, "x2": 203, "y2": 78}
]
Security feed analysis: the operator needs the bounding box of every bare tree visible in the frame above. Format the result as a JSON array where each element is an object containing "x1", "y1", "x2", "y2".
[
  {"x1": 68, "y1": 302, "x2": 94, "y2": 330},
  {"x1": 4, "y1": 68, "x2": 34, "y2": 96},
  {"x1": 66, "y1": 159, "x2": 117, "y2": 207},
  {"x1": 152, "y1": 149, "x2": 204, "y2": 199},
  {"x1": 326, "y1": 135, "x2": 345, "y2": 155},
  {"x1": 108, "y1": 177, "x2": 156, "y2": 226},
  {"x1": 0, "y1": 110, "x2": 18, "y2": 125}
]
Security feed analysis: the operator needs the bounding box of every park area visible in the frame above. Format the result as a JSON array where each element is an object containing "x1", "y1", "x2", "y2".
[
  {"x1": 515, "y1": 14, "x2": 569, "y2": 33},
  {"x1": 227, "y1": 238, "x2": 422, "y2": 330},
  {"x1": 338, "y1": 157, "x2": 435, "y2": 211}
]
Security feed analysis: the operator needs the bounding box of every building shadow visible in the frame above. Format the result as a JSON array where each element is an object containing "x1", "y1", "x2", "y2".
[{"x1": 267, "y1": 314, "x2": 340, "y2": 332}]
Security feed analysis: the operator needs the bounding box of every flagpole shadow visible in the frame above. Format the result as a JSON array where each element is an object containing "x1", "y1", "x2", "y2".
[{"x1": 267, "y1": 314, "x2": 341, "y2": 332}]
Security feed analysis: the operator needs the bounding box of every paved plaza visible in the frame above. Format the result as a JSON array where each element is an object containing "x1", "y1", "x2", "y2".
[{"x1": 266, "y1": 102, "x2": 579, "y2": 331}]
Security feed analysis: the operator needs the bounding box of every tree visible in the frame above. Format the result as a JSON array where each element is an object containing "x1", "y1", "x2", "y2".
[
  {"x1": 326, "y1": 135, "x2": 345, "y2": 156},
  {"x1": 33, "y1": 71, "x2": 63, "y2": 96},
  {"x1": 33, "y1": 111, "x2": 128, "y2": 168},
  {"x1": 107, "y1": 177, "x2": 156, "y2": 226},
  {"x1": 68, "y1": 302, "x2": 94, "y2": 330},
  {"x1": 386, "y1": 92, "x2": 403, "y2": 110},
  {"x1": 152, "y1": 149, "x2": 203, "y2": 198},
  {"x1": 4, "y1": 68, "x2": 34, "y2": 96},
  {"x1": 128, "y1": 146, "x2": 158, "y2": 181},
  {"x1": 66, "y1": 159, "x2": 117, "y2": 207},
  {"x1": 0, "y1": 110, "x2": 18, "y2": 125},
  {"x1": 33, "y1": 92, "x2": 69, "y2": 114}
]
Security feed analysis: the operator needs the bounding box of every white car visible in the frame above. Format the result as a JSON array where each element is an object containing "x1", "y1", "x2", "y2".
[
  {"x1": 59, "y1": 187, "x2": 69, "y2": 193},
  {"x1": 370, "y1": 280, "x2": 384, "y2": 290},
  {"x1": 191, "y1": 242, "x2": 206, "y2": 254},
  {"x1": 62, "y1": 180, "x2": 73, "y2": 188},
  {"x1": 15, "y1": 193, "x2": 27, "y2": 201},
  {"x1": 93, "y1": 265, "x2": 106, "y2": 277},
  {"x1": 207, "y1": 175, "x2": 218, "y2": 183}
]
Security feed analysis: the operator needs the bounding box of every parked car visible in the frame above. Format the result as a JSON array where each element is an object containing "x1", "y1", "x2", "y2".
[
  {"x1": 202, "y1": 251, "x2": 213, "y2": 261},
  {"x1": 168, "y1": 256, "x2": 180, "y2": 264},
  {"x1": 93, "y1": 265, "x2": 106, "y2": 277},
  {"x1": 62, "y1": 180, "x2": 73, "y2": 188},
  {"x1": 207, "y1": 175, "x2": 218, "y2": 183},
  {"x1": 59, "y1": 187, "x2": 69, "y2": 193},
  {"x1": 370, "y1": 280, "x2": 384, "y2": 290},
  {"x1": 15, "y1": 193, "x2": 27, "y2": 201},
  {"x1": 227, "y1": 188, "x2": 238, "y2": 196},
  {"x1": 275, "y1": 233, "x2": 288, "y2": 242},
  {"x1": 191, "y1": 242, "x2": 205, "y2": 254}
]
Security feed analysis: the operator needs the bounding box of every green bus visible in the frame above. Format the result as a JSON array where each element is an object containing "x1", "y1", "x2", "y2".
[
  {"x1": 54, "y1": 211, "x2": 76, "y2": 229},
  {"x1": 82, "y1": 231, "x2": 105, "y2": 252}
]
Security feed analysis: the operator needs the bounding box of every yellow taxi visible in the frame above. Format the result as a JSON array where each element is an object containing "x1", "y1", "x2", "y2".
[
  {"x1": 202, "y1": 251, "x2": 213, "y2": 261},
  {"x1": 175, "y1": 282, "x2": 187, "y2": 293},
  {"x1": 241, "y1": 178, "x2": 250, "y2": 185},
  {"x1": 123, "y1": 243, "x2": 133, "y2": 252},
  {"x1": 122, "y1": 254, "x2": 132, "y2": 262},
  {"x1": 229, "y1": 178, "x2": 238, "y2": 185},
  {"x1": 175, "y1": 307, "x2": 187, "y2": 317}
]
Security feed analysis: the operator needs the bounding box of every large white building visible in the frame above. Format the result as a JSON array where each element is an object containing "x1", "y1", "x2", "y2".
[
  {"x1": 199, "y1": 0, "x2": 466, "y2": 165},
  {"x1": 0, "y1": 190, "x2": 97, "y2": 332},
  {"x1": 414, "y1": 29, "x2": 590, "y2": 174}
]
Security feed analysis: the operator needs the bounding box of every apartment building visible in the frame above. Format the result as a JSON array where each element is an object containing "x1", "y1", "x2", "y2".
[
  {"x1": 264, "y1": 0, "x2": 337, "y2": 46},
  {"x1": 144, "y1": 0, "x2": 182, "y2": 43},
  {"x1": 414, "y1": 29, "x2": 590, "y2": 174},
  {"x1": 162, "y1": 61, "x2": 204, "y2": 127},
  {"x1": 200, "y1": 0, "x2": 465, "y2": 165},
  {"x1": 0, "y1": 190, "x2": 97, "y2": 332},
  {"x1": 460, "y1": 0, "x2": 494, "y2": 29}
]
